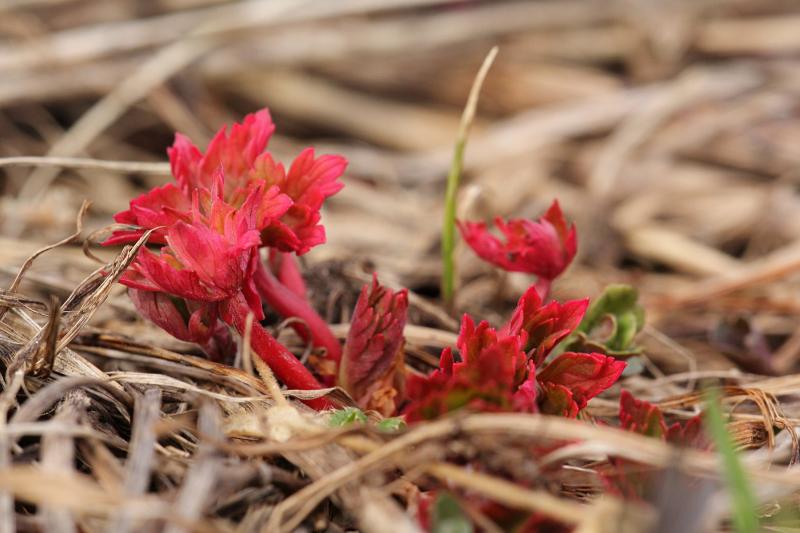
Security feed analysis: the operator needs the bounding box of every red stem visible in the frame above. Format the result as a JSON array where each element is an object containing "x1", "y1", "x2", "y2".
[
  {"x1": 254, "y1": 261, "x2": 342, "y2": 363},
  {"x1": 220, "y1": 293, "x2": 330, "y2": 410},
  {"x1": 535, "y1": 277, "x2": 552, "y2": 301},
  {"x1": 269, "y1": 250, "x2": 308, "y2": 299}
]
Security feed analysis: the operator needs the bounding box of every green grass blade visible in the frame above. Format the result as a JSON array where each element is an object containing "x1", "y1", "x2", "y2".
[
  {"x1": 703, "y1": 387, "x2": 759, "y2": 533},
  {"x1": 431, "y1": 492, "x2": 473, "y2": 533},
  {"x1": 441, "y1": 46, "x2": 498, "y2": 308}
]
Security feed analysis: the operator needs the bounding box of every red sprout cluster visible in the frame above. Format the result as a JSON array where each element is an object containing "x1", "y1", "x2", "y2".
[
  {"x1": 104, "y1": 110, "x2": 707, "y2": 532},
  {"x1": 106, "y1": 109, "x2": 345, "y2": 407},
  {"x1": 109, "y1": 110, "x2": 634, "y2": 427}
]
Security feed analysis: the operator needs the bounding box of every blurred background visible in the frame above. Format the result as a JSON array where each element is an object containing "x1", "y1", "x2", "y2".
[{"x1": 2, "y1": 0, "x2": 800, "y2": 385}]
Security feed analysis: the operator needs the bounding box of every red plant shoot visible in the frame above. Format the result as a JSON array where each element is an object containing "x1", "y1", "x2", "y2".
[
  {"x1": 116, "y1": 179, "x2": 328, "y2": 406},
  {"x1": 619, "y1": 390, "x2": 706, "y2": 447},
  {"x1": 253, "y1": 260, "x2": 342, "y2": 363},
  {"x1": 458, "y1": 200, "x2": 577, "y2": 298},
  {"x1": 604, "y1": 390, "x2": 708, "y2": 498},
  {"x1": 107, "y1": 109, "x2": 345, "y2": 363},
  {"x1": 404, "y1": 314, "x2": 535, "y2": 422},
  {"x1": 339, "y1": 275, "x2": 408, "y2": 416},
  {"x1": 404, "y1": 283, "x2": 625, "y2": 422},
  {"x1": 268, "y1": 250, "x2": 308, "y2": 299},
  {"x1": 501, "y1": 284, "x2": 588, "y2": 367},
  {"x1": 106, "y1": 109, "x2": 347, "y2": 408}
]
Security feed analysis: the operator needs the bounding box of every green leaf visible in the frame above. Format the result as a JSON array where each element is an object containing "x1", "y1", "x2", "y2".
[
  {"x1": 570, "y1": 284, "x2": 645, "y2": 355},
  {"x1": 328, "y1": 407, "x2": 367, "y2": 427},
  {"x1": 432, "y1": 493, "x2": 473, "y2": 533},
  {"x1": 376, "y1": 417, "x2": 406, "y2": 433},
  {"x1": 609, "y1": 309, "x2": 640, "y2": 351},
  {"x1": 703, "y1": 388, "x2": 759, "y2": 533}
]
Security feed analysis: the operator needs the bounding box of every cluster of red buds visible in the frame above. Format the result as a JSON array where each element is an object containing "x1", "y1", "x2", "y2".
[
  {"x1": 104, "y1": 109, "x2": 719, "y2": 533},
  {"x1": 401, "y1": 200, "x2": 621, "y2": 421},
  {"x1": 403, "y1": 284, "x2": 626, "y2": 421},
  {"x1": 108, "y1": 110, "x2": 632, "y2": 423},
  {"x1": 105, "y1": 109, "x2": 345, "y2": 407}
]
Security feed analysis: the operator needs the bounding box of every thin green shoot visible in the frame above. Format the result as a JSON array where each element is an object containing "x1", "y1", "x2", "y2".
[
  {"x1": 440, "y1": 46, "x2": 498, "y2": 308},
  {"x1": 703, "y1": 387, "x2": 759, "y2": 533}
]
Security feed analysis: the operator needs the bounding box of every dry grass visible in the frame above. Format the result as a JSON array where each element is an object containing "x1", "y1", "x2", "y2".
[{"x1": 3, "y1": 0, "x2": 800, "y2": 531}]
